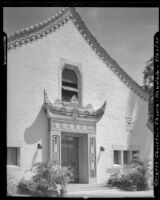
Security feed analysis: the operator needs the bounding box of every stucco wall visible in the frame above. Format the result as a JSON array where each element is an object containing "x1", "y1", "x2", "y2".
[{"x1": 7, "y1": 20, "x2": 153, "y2": 183}]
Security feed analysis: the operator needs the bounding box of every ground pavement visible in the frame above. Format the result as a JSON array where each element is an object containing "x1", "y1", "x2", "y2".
[{"x1": 64, "y1": 188, "x2": 154, "y2": 198}]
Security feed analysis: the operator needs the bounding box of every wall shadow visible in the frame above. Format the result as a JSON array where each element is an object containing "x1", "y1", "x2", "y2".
[
  {"x1": 126, "y1": 91, "x2": 153, "y2": 160},
  {"x1": 97, "y1": 150, "x2": 101, "y2": 166},
  {"x1": 24, "y1": 107, "x2": 49, "y2": 163}
]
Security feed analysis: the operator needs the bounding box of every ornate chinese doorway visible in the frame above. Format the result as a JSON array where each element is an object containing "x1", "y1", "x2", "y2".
[
  {"x1": 43, "y1": 90, "x2": 106, "y2": 184},
  {"x1": 61, "y1": 135, "x2": 79, "y2": 183}
]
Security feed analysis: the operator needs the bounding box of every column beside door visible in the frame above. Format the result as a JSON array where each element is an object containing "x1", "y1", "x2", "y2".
[
  {"x1": 50, "y1": 132, "x2": 61, "y2": 165},
  {"x1": 88, "y1": 135, "x2": 96, "y2": 183}
]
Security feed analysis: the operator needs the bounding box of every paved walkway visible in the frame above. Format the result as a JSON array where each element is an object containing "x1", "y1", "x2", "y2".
[{"x1": 65, "y1": 188, "x2": 154, "y2": 198}]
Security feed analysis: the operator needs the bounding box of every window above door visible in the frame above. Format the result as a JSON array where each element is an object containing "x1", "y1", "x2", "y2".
[{"x1": 61, "y1": 65, "x2": 82, "y2": 104}]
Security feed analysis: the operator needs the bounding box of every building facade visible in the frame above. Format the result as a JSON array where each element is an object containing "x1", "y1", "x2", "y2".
[{"x1": 7, "y1": 7, "x2": 153, "y2": 184}]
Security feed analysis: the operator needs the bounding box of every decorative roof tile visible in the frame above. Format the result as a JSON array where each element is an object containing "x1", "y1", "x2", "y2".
[
  {"x1": 7, "y1": 7, "x2": 150, "y2": 103},
  {"x1": 43, "y1": 90, "x2": 106, "y2": 122}
]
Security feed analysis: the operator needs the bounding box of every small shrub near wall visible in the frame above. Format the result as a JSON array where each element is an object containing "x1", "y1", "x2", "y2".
[
  {"x1": 147, "y1": 160, "x2": 153, "y2": 189},
  {"x1": 7, "y1": 175, "x2": 18, "y2": 196},
  {"x1": 106, "y1": 158, "x2": 153, "y2": 191},
  {"x1": 17, "y1": 177, "x2": 38, "y2": 196},
  {"x1": 107, "y1": 169, "x2": 121, "y2": 188}
]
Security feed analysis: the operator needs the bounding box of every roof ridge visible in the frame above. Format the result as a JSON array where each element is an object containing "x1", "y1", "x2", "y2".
[
  {"x1": 69, "y1": 7, "x2": 150, "y2": 101},
  {"x1": 7, "y1": 7, "x2": 150, "y2": 102},
  {"x1": 7, "y1": 7, "x2": 69, "y2": 41}
]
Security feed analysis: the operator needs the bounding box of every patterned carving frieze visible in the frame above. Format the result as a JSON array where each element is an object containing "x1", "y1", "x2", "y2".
[
  {"x1": 7, "y1": 8, "x2": 70, "y2": 49},
  {"x1": 51, "y1": 135, "x2": 60, "y2": 164},
  {"x1": 50, "y1": 120, "x2": 96, "y2": 134},
  {"x1": 49, "y1": 96, "x2": 95, "y2": 114},
  {"x1": 89, "y1": 137, "x2": 96, "y2": 178},
  {"x1": 126, "y1": 117, "x2": 134, "y2": 134},
  {"x1": 43, "y1": 90, "x2": 106, "y2": 123}
]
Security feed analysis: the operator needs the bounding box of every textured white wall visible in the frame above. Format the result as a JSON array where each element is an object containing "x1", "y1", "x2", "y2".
[{"x1": 7, "y1": 20, "x2": 153, "y2": 183}]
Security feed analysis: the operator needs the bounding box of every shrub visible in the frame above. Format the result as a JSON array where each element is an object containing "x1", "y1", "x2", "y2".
[
  {"x1": 118, "y1": 174, "x2": 134, "y2": 190},
  {"x1": 17, "y1": 159, "x2": 72, "y2": 196},
  {"x1": 7, "y1": 175, "x2": 18, "y2": 196},
  {"x1": 107, "y1": 158, "x2": 152, "y2": 191},
  {"x1": 107, "y1": 169, "x2": 121, "y2": 187},
  {"x1": 129, "y1": 158, "x2": 152, "y2": 190},
  {"x1": 17, "y1": 178, "x2": 37, "y2": 195},
  {"x1": 146, "y1": 159, "x2": 153, "y2": 188}
]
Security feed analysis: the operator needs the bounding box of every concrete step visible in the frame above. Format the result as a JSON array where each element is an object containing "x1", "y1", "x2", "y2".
[{"x1": 65, "y1": 184, "x2": 104, "y2": 192}]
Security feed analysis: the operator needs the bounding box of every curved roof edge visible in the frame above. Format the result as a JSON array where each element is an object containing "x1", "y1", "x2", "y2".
[{"x1": 7, "y1": 7, "x2": 150, "y2": 103}]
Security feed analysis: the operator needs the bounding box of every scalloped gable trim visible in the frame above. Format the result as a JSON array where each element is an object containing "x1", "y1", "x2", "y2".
[
  {"x1": 7, "y1": 7, "x2": 70, "y2": 45},
  {"x1": 7, "y1": 7, "x2": 150, "y2": 103}
]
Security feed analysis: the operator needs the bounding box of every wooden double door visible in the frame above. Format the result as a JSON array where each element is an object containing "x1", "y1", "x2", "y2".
[{"x1": 61, "y1": 135, "x2": 79, "y2": 183}]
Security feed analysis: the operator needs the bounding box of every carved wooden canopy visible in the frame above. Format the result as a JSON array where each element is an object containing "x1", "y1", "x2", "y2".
[{"x1": 43, "y1": 90, "x2": 106, "y2": 123}]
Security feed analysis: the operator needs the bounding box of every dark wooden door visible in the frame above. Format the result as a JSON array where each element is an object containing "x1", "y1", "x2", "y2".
[{"x1": 61, "y1": 135, "x2": 79, "y2": 183}]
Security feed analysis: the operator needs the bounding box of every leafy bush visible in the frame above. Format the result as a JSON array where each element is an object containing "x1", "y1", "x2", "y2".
[
  {"x1": 17, "y1": 178, "x2": 37, "y2": 195},
  {"x1": 107, "y1": 169, "x2": 121, "y2": 187},
  {"x1": 17, "y1": 159, "x2": 72, "y2": 196},
  {"x1": 7, "y1": 175, "x2": 18, "y2": 196},
  {"x1": 107, "y1": 158, "x2": 152, "y2": 191},
  {"x1": 146, "y1": 159, "x2": 153, "y2": 188}
]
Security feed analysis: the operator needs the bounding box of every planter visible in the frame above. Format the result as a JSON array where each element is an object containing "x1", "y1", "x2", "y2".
[{"x1": 46, "y1": 190, "x2": 58, "y2": 197}]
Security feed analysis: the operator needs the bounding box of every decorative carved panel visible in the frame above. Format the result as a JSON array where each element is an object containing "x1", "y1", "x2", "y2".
[
  {"x1": 51, "y1": 135, "x2": 60, "y2": 164},
  {"x1": 51, "y1": 120, "x2": 95, "y2": 134},
  {"x1": 43, "y1": 90, "x2": 106, "y2": 124},
  {"x1": 89, "y1": 137, "x2": 96, "y2": 178},
  {"x1": 126, "y1": 117, "x2": 133, "y2": 133}
]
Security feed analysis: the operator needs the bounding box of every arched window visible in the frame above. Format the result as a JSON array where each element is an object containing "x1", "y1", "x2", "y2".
[{"x1": 62, "y1": 68, "x2": 80, "y2": 102}]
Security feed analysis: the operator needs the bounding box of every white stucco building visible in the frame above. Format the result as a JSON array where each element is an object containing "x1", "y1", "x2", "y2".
[{"x1": 7, "y1": 7, "x2": 153, "y2": 185}]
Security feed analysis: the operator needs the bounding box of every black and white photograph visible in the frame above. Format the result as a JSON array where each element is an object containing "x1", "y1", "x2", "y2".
[{"x1": 4, "y1": 5, "x2": 159, "y2": 198}]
